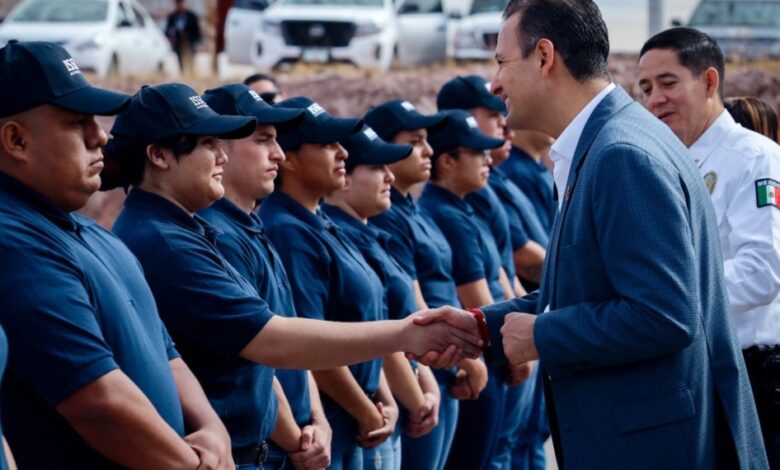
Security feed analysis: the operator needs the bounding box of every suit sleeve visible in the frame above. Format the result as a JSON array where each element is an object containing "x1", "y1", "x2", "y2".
[
  {"x1": 481, "y1": 291, "x2": 541, "y2": 367},
  {"x1": 534, "y1": 144, "x2": 700, "y2": 377}
]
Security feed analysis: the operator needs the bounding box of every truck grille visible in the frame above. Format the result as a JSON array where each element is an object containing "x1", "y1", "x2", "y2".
[{"x1": 281, "y1": 20, "x2": 356, "y2": 47}]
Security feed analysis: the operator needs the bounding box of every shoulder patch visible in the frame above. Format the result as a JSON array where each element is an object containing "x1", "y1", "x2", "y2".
[{"x1": 756, "y1": 178, "x2": 780, "y2": 208}]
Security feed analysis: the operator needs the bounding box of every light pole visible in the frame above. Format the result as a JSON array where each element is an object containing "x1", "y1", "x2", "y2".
[{"x1": 649, "y1": 0, "x2": 664, "y2": 37}]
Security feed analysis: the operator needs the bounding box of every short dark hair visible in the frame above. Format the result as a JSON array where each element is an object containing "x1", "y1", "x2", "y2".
[
  {"x1": 726, "y1": 96, "x2": 780, "y2": 143},
  {"x1": 640, "y1": 27, "x2": 725, "y2": 98},
  {"x1": 101, "y1": 135, "x2": 200, "y2": 190},
  {"x1": 243, "y1": 73, "x2": 280, "y2": 88},
  {"x1": 502, "y1": 0, "x2": 610, "y2": 82}
]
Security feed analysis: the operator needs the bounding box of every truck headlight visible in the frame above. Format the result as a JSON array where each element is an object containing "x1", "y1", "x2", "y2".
[{"x1": 262, "y1": 18, "x2": 282, "y2": 35}]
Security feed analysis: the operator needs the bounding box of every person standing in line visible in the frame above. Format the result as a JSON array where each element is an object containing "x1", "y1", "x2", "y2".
[
  {"x1": 165, "y1": 0, "x2": 202, "y2": 75},
  {"x1": 419, "y1": 110, "x2": 509, "y2": 470},
  {"x1": 366, "y1": 100, "x2": 488, "y2": 470},
  {"x1": 103, "y1": 84, "x2": 485, "y2": 470},
  {"x1": 639, "y1": 27, "x2": 780, "y2": 468},
  {"x1": 0, "y1": 41, "x2": 233, "y2": 469}
]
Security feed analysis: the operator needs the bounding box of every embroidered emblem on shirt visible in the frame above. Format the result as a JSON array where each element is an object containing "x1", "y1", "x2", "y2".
[
  {"x1": 703, "y1": 171, "x2": 717, "y2": 194},
  {"x1": 755, "y1": 178, "x2": 780, "y2": 209}
]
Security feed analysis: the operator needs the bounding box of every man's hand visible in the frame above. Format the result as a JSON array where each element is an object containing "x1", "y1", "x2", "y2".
[
  {"x1": 450, "y1": 358, "x2": 487, "y2": 400},
  {"x1": 404, "y1": 306, "x2": 483, "y2": 368},
  {"x1": 501, "y1": 313, "x2": 539, "y2": 364},
  {"x1": 405, "y1": 391, "x2": 438, "y2": 437},
  {"x1": 184, "y1": 428, "x2": 234, "y2": 470},
  {"x1": 356, "y1": 405, "x2": 386, "y2": 449},
  {"x1": 357, "y1": 402, "x2": 397, "y2": 449},
  {"x1": 288, "y1": 422, "x2": 331, "y2": 470},
  {"x1": 505, "y1": 361, "x2": 535, "y2": 386}
]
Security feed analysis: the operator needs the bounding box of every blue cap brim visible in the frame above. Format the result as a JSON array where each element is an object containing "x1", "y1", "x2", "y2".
[
  {"x1": 53, "y1": 85, "x2": 131, "y2": 116},
  {"x1": 406, "y1": 112, "x2": 448, "y2": 132},
  {"x1": 306, "y1": 116, "x2": 362, "y2": 144},
  {"x1": 482, "y1": 95, "x2": 507, "y2": 113},
  {"x1": 257, "y1": 106, "x2": 304, "y2": 127},
  {"x1": 184, "y1": 114, "x2": 257, "y2": 139},
  {"x1": 461, "y1": 132, "x2": 505, "y2": 150},
  {"x1": 363, "y1": 143, "x2": 413, "y2": 165}
]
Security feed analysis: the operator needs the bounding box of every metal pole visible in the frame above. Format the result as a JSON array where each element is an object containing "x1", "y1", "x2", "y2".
[{"x1": 648, "y1": 0, "x2": 664, "y2": 37}]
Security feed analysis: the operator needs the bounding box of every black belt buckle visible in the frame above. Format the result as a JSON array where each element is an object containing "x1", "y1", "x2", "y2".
[{"x1": 233, "y1": 441, "x2": 268, "y2": 467}]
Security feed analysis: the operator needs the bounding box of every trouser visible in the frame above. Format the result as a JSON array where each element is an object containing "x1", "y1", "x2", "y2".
[
  {"x1": 445, "y1": 366, "x2": 506, "y2": 470},
  {"x1": 363, "y1": 430, "x2": 400, "y2": 470},
  {"x1": 400, "y1": 376, "x2": 459, "y2": 470},
  {"x1": 743, "y1": 346, "x2": 780, "y2": 469}
]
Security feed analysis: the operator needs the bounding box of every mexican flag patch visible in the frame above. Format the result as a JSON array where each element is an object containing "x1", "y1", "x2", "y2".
[{"x1": 756, "y1": 179, "x2": 780, "y2": 208}]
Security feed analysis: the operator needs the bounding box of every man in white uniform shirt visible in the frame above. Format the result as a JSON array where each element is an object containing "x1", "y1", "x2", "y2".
[{"x1": 639, "y1": 26, "x2": 780, "y2": 467}]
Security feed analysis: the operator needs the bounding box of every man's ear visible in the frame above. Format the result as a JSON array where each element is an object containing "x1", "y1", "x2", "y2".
[
  {"x1": 146, "y1": 144, "x2": 172, "y2": 170},
  {"x1": 0, "y1": 120, "x2": 31, "y2": 163},
  {"x1": 704, "y1": 67, "x2": 721, "y2": 99},
  {"x1": 535, "y1": 39, "x2": 556, "y2": 78}
]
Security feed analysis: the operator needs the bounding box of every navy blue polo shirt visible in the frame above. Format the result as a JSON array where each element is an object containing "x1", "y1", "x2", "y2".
[
  {"x1": 500, "y1": 146, "x2": 555, "y2": 234},
  {"x1": 489, "y1": 167, "x2": 549, "y2": 247},
  {"x1": 322, "y1": 204, "x2": 417, "y2": 321},
  {"x1": 0, "y1": 175, "x2": 183, "y2": 469},
  {"x1": 258, "y1": 191, "x2": 383, "y2": 396},
  {"x1": 369, "y1": 187, "x2": 461, "y2": 309},
  {"x1": 113, "y1": 189, "x2": 277, "y2": 449},
  {"x1": 420, "y1": 183, "x2": 505, "y2": 303},
  {"x1": 199, "y1": 198, "x2": 311, "y2": 427},
  {"x1": 0, "y1": 325, "x2": 7, "y2": 470},
  {"x1": 465, "y1": 183, "x2": 523, "y2": 283}
]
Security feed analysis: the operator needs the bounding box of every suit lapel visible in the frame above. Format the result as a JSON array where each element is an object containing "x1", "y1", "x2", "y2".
[{"x1": 540, "y1": 87, "x2": 635, "y2": 311}]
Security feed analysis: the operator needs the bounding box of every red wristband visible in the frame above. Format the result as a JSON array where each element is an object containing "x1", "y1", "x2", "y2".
[{"x1": 466, "y1": 308, "x2": 491, "y2": 349}]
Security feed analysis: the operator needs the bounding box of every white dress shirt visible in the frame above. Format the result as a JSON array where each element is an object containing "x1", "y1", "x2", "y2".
[
  {"x1": 690, "y1": 110, "x2": 780, "y2": 347},
  {"x1": 549, "y1": 83, "x2": 615, "y2": 208}
]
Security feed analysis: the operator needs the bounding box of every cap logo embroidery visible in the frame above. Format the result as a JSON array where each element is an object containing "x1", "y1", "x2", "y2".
[
  {"x1": 248, "y1": 90, "x2": 264, "y2": 102},
  {"x1": 363, "y1": 127, "x2": 378, "y2": 140},
  {"x1": 466, "y1": 116, "x2": 478, "y2": 128},
  {"x1": 400, "y1": 101, "x2": 415, "y2": 111},
  {"x1": 307, "y1": 103, "x2": 326, "y2": 117},
  {"x1": 189, "y1": 95, "x2": 208, "y2": 109},
  {"x1": 62, "y1": 58, "x2": 81, "y2": 75}
]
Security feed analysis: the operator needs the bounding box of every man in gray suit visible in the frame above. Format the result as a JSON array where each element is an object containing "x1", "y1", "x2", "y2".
[{"x1": 415, "y1": 0, "x2": 767, "y2": 467}]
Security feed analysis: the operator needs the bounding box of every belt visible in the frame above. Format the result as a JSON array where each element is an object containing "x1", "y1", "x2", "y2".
[{"x1": 233, "y1": 441, "x2": 269, "y2": 467}]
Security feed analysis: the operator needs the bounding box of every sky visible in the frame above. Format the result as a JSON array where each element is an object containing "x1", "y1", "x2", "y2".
[{"x1": 598, "y1": 0, "x2": 700, "y2": 52}]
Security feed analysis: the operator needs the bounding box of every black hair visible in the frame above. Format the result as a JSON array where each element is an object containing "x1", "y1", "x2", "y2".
[
  {"x1": 503, "y1": 0, "x2": 609, "y2": 82},
  {"x1": 429, "y1": 148, "x2": 459, "y2": 181},
  {"x1": 243, "y1": 73, "x2": 280, "y2": 88},
  {"x1": 726, "y1": 96, "x2": 780, "y2": 143},
  {"x1": 101, "y1": 135, "x2": 200, "y2": 191},
  {"x1": 640, "y1": 27, "x2": 725, "y2": 98}
]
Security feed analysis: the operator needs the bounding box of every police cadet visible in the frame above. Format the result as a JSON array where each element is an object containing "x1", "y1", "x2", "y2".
[
  {"x1": 321, "y1": 124, "x2": 438, "y2": 469},
  {"x1": 365, "y1": 100, "x2": 488, "y2": 470},
  {"x1": 199, "y1": 83, "x2": 331, "y2": 469},
  {"x1": 419, "y1": 109, "x2": 510, "y2": 470},
  {"x1": 438, "y1": 75, "x2": 550, "y2": 470},
  {"x1": 0, "y1": 43, "x2": 233, "y2": 469},
  {"x1": 259, "y1": 97, "x2": 398, "y2": 470},
  {"x1": 639, "y1": 27, "x2": 780, "y2": 467},
  {"x1": 102, "y1": 85, "x2": 484, "y2": 470}
]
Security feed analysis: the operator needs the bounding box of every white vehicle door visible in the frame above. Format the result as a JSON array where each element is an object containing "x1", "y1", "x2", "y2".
[
  {"x1": 396, "y1": 0, "x2": 447, "y2": 66},
  {"x1": 225, "y1": 0, "x2": 269, "y2": 64},
  {"x1": 112, "y1": 1, "x2": 144, "y2": 75},
  {"x1": 130, "y1": 2, "x2": 168, "y2": 74}
]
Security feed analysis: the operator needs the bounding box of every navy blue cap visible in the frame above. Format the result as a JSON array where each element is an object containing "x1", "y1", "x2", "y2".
[
  {"x1": 343, "y1": 124, "x2": 413, "y2": 172},
  {"x1": 274, "y1": 96, "x2": 362, "y2": 150},
  {"x1": 0, "y1": 40, "x2": 129, "y2": 117},
  {"x1": 363, "y1": 99, "x2": 448, "y2": 141},
  {"x1": 110, "y1": 83, "x2": 256, "y2": 144},
  {"x1": 428, "y1": 110, "x2": 505, "y2": 156},
  {"x1": 202, "y1": 83, "x2": 304, "y2": 131},
  {"x1": 436, "y1": 75, "x2": 505, "y2": 113}
]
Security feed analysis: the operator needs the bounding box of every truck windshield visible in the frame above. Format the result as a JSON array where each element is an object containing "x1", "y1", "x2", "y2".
[
  {"x1": 10, "y1": 0, "x2": 108, "y2": 22},
  {"x1": 470, "y1": 0, "x2": 506, "y2": 15},
  {"x1": 281, "y1": 0, "x2": 384, "y2": 6},
  {"x1": 689, "y1": 1, "x2": 780, "y2": 28}
]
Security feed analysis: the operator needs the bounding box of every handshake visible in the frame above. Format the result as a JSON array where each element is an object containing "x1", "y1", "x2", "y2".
[{"x1": 402, "y1": 307, "x2": 539, "y2": 372}]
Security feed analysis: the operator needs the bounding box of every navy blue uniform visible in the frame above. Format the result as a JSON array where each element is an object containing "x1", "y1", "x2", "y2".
[
  {"x1": 419, "y1": 182, "x2": 507, "y2": 470},
  {"x1": 500, "y1": 146, "x2": 555, "y2": 235},
  {"x1": 369, "y1": 186, "x2": 460, "y2": 470},
  {"x1": 259, "y1": 192, "x2": 384, "y2": 469},
  {"x1": 113, "y1": 189, "x2": 278, "y2": 450},
  {"x1": 0, "y1": 175, "x2": 183, "y2": 469},
  {"x1": 0, "y1": 325, "x2": 7, "y2": 470}
]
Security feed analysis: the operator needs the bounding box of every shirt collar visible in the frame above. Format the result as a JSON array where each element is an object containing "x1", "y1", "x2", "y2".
[
  {"x1": 210, "y1": 198, "x2": 264, "y2": 235},
  {"x1": 689, "y1": 110, "x2": 733, "y2": 167},
  {"x1": 0, "y1": 172, "x2": 78, "y2": 231},
  {"x1": 549, "y1": 82, "x2": 616, "y2": 165},
  {"x1": 264, "y1": 191, "x2": 333, "y2": 231},
  {"x1": 124, "y1": 188, "x2": 212, "y2": 237},
  {"x1": 322, "y1": 203, "x2": 383, "y2": 241},
  {"x1": 389, "y1": 186, "x2": 415, "y2": 211},
  {"x1": 423, "y1": 183, "x2": 474, "y2": 215}
]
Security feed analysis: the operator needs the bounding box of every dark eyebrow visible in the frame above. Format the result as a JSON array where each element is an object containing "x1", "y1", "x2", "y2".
[{"x1": 640, "y1": 72, "x2": 679, "y2": 85}]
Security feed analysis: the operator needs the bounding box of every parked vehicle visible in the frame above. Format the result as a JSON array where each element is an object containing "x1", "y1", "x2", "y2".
[
  {"x1": 225, "y1": 0, "x2": 273, "y2": 64},
  {"x1": 689, "y1": 0, "x2": 780, "y2": 60},
  {"x1": 0, "y1": 0, "x2": 178, "y2": 78},
  {"x1": 448, "y1": 0, "x2": 504, "y2": 61}
]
